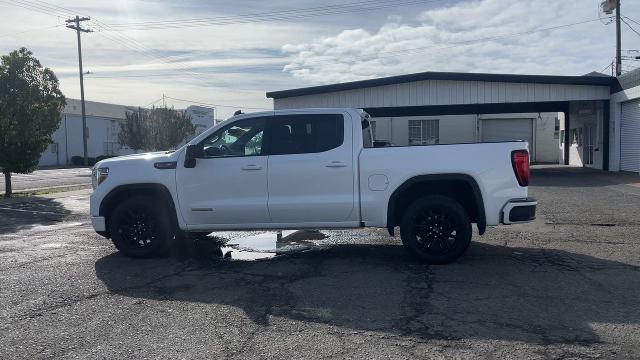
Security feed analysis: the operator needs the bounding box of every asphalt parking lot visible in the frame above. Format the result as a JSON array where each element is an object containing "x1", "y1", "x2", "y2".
[
  {"x1": 1, "y1": 166, "x2": 639, "y2": 359},
  {"x1": 0, "y1": 168, "x2": 91, "y2": 195}
]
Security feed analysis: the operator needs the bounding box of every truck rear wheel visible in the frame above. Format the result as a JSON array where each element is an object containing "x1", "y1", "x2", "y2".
[
  {"x1": 400, "y1": 195, "x2": 472, "y2": 264},
  {"x1": 109, "y1": 196, "x2": 173, "y2": 258}
]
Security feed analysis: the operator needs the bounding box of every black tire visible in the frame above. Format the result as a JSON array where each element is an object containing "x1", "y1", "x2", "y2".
[
  {"x1": 109, "y1": 196, "x2": 174, "y2": 258},
  {"x1": 400, "y1": 195, "x2": 472, "y2": 264}
]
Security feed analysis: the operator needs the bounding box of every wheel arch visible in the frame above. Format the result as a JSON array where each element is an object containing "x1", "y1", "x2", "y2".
[
  {"x1": 386, "y1": 174, "x2": 486, "y2": 236},
  {"x1": 99, "y1": 183, "x2": 178, "y2": 237}
]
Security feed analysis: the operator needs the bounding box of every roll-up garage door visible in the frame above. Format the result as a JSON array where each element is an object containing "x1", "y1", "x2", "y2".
[
  {"x1": 481, "y1": 119, "x2": 535, "y2": 161},
  {"x1": 620, "y1": 99, "x2": 640, "y2": 173}
]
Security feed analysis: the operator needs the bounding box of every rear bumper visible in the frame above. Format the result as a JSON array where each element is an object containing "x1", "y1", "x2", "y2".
[{"x1": 501, "y1": 197, "x2": 537, "y2": 224}]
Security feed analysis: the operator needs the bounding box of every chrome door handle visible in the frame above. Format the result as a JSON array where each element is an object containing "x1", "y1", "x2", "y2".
[
  {"x1": 326, "y1": 161, "x2": 347, "y2": 168},
  {"x1": 241, "y1": 164, "x2": 262, "y2": 170}
]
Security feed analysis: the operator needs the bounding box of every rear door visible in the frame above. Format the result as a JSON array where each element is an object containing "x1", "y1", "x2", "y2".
[{"x1": 265, "y1": 113, "x2": 356, "y2": 224}]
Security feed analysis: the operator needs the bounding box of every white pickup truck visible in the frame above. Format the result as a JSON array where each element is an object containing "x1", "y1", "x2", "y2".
[{"x1": 90, "y1": 108, "x2": 536, "y2": 264}]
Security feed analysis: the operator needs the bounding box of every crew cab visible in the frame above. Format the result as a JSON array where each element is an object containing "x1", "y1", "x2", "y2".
[{"x1": 90, "y1": 108, "x2": 536, "y2": 264}]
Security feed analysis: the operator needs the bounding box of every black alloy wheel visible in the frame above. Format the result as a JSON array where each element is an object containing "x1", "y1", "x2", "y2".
[
  {"x1": 400, "y1": 195, "x2": 472, "y2": 264},
  {"x1": 109, "y1": 196, "x2": 172, "y2": 258}
]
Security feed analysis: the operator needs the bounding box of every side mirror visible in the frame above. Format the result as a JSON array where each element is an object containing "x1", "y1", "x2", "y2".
[{"x1": 184, "y1": 144, "x2": 201, "y2": 168}]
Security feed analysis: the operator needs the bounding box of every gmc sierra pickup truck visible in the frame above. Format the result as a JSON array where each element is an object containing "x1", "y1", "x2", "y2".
[{"x1": 90, "y1": 108, "x2": 536, "y2": 264}]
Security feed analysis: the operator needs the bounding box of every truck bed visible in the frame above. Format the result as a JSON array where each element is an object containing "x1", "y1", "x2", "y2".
[{"x1": 358, "y1": 141, "x2": 529, "y2": 227}]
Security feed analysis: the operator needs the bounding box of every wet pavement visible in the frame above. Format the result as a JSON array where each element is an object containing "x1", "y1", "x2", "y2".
[{"x1": 1, "y1": 167, "x2": 640, "y2": 359}]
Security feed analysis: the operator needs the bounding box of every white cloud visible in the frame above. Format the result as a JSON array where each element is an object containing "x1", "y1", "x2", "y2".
[
  {"x1": 282, "y1": 0, "x2": 640, "y2": 84},
  {"x1": 2, "y1": 0, "x2": 640, "y2": 118}
]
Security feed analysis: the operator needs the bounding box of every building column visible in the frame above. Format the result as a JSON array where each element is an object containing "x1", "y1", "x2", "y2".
[
  {"x1": 564, "y1": 110, "x2": 571, "y2": 165},
  {"x1": 603, "y1": 100, "x2": 610, "y2": 171}
]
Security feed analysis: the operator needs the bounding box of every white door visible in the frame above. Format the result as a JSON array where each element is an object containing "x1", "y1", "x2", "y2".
[
  {"x1": 176, "y1": 117, "x2": 270, "y2": 226},
  {"x1": 482, "y1": 118, "x2": 535, "y2": 161},
  {"x1": 266, "y1": 113, "x2": 356, "y2": 224},
  {"x1": 620, "y1": 99, "x2": 640, "y2": 173}
]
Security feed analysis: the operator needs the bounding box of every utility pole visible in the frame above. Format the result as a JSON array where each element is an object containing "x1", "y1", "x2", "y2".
[
  {"x1": 66, "y1": 16, "x2": 92, "y2": 166},
  {"x1": 616, "y1": 0, "x2": 622, "y2": 76}
]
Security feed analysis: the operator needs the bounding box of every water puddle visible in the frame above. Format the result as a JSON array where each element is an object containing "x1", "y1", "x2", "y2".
[{"x1": 193, "y1": 230, "x2": 329, "y2": 261}]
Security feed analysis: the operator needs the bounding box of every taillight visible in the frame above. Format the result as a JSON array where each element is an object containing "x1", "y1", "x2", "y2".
[{"x1": 511, "y1": 150, "x2": 529, "y2": 187}]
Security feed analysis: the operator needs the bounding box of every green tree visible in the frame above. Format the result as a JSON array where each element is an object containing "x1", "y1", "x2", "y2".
[
  {"x1": 119, "y1": 106, "x2": 195, "y2": 152},
  {"x1": 119, "y1": 108, "x2": 148, "y2": 152},
  {"x1": 0, "y1": 48, "x2": 66, "y2": 198}
]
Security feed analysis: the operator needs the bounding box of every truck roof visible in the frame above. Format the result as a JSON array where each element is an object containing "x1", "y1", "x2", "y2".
[{"x1": 228, "y1": 108, "x2": 363, "y2": 122}]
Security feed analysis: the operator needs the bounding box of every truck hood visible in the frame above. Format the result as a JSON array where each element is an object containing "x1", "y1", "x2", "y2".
[{"x1": 95, "y1": 151, "x2": 177, "y2": 167}]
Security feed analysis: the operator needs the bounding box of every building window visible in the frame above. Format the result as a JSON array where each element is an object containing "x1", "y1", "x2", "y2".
[
  {"x1": 370, "y1": 120, "x2": 377, "y2": 140},
  {"x1": 554, "y1": 117, "x2": 560, "y2": 139},
  {"x1": 50, "y1": 143, "x2": 58, "y2": 154},
  {"x1": 408, "y1": 120, "x2": 439, "y2": 145}
]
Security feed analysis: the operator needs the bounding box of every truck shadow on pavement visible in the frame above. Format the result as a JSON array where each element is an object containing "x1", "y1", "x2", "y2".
[
  {"x1": 94, "y1": 241, "x2": 640, "y2": 345},
  {"x1": 0, "y1": 198, "x2": 73, "y2": 234}
]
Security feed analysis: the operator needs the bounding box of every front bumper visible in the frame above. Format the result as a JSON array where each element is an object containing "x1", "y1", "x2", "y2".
[
  {"x1": 501, "y1": 197, "x2": 537, "y2": 224},
  {"x1": 91, "y1": 216, "x2": 106, "y2": 232}
]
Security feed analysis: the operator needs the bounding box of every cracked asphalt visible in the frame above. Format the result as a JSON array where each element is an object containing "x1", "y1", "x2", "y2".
[{"x1": 1, "y1": 167, "x2": 640, "y2": 359}]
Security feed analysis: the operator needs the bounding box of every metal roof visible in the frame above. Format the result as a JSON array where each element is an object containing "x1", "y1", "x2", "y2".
[{"x1": 266, "y1": 71, "x2": 619, "y2": 99}]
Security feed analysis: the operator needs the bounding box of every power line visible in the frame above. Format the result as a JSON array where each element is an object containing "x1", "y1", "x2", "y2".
[
  {"x1": 624, "y1": 16, "x2": 640, "y2": 27},
  {"x1": 146, "y1": 97, "x2": 164, "y2": 107},
  {"x1": 97, "y1": 0, "x2": 435, "y2": 31},
  {"x1": 83, "y1": 17, "x2": 609, "y2": 80},
  {"x1": 4, "y1": 0, "x2": 222, "y2": 82},
  {"x1": 6, "y1": 0, "x2": 610, "y2": 82},
  {"x1": 104, "y1": 0, "x2": 421, "y2": 27},
  {"x1": 6, "y1": 0, "x2": 618, "y2": 90},
  {"x1": 0, "y1": 0, "x2": 70, "y2": 17},
  {"x1": 599, "y1": 60, "x2": 614, "y2": 74},
  {"x1": 621, "y1": 17, "x2": 640, "y2": 38},
  {"x1": 0, "y1": 24, "x2": 62, "y2": 38},
  {"x1": 164, "y1": 96, "x2": 270, "y2": 110}
]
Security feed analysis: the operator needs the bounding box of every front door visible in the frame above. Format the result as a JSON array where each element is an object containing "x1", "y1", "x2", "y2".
[
  {"x1": 176, "y1": 116, "x2": 270, "y2": 226},
  {"x1": 265, "y1": 113, "x2": 356, "y2": 224}
]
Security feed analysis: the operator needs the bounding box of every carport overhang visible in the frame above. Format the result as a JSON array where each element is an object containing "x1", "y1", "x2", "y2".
[
  {"x1": 362, "y1": 100, "x2": 611, "y2": 170},
  {"x1": 267, "y1": 71, "x2": 621, "y2": 171}
]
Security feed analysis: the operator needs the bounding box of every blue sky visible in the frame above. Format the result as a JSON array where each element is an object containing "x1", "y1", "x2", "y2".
[{"x1": 1, "y1": 0, "x2": 639, "y2": 118}]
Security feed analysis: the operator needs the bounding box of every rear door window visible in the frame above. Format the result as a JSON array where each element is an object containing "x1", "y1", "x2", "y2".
[{"x1": 266, "y1": 114, "x2": 344, "y2": 155}]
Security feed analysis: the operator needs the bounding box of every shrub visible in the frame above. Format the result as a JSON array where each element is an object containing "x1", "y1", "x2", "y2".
[
  {"x1": 70, "y1": 156, "x2": 83, "y2": 166},
  {"x1": 70, "y1": 156, "x2": 97, "y2": 167}
]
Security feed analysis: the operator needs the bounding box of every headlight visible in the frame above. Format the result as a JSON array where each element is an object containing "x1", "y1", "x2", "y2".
[{"x1": 92, "y1": 167, "x2": 109, "y2": 189}]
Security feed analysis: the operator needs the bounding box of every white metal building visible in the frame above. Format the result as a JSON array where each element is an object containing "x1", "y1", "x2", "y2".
[
  {"x1": 267, "y1": 71, "x2": 617, "y2": 169},
  {"x1": 38, "y1": 99, "x2": 215, "y2": 167},
  {"x1": 39, "y1": 99, "x2": 136, "y2": 167},
  {"x1": 610, "y1": 68, "x2": 640, "y2": 174}
]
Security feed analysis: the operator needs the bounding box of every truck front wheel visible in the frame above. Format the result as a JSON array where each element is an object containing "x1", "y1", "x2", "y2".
[
  {"x1": 109, "y1": 196, "x2": 173, "y2": 258},
  {"x1": 400, "y1": 195, "x2": 472, "y2": 264}
]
